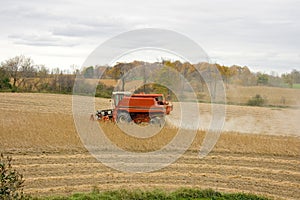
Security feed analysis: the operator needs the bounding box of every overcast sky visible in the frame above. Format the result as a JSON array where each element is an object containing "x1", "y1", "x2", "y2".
[{"x1": 0, "y1": 0, "x2": 299, "y2": 74}]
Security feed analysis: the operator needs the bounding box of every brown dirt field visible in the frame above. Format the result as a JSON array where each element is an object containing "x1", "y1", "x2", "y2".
[{"x1": 0, "y1": 93, "x2": 299, "y2": 199}]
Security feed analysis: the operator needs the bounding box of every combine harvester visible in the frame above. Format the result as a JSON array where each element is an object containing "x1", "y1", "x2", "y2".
[{"x1": 96, "y1": 91, "x2": 173, "y2": 125}]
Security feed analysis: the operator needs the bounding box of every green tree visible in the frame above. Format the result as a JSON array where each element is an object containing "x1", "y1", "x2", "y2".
[
  {"x1": 83, "y1": 66, "x2": 94, "y2": 78},
  {"x1": 0, "y1": 68, "x2": 12, "y2": 90},
  {"x1": 257, "y1": 73, "x2": 269, "y2": 85}
]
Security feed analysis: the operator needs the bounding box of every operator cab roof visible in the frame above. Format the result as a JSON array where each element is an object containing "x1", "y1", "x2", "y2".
[
  {"x1": 112, "y1": 91, "x2": 132, "y2": 96},
  {"x1": 132, "y1": 94, "x2": 163, "y2": 97}
]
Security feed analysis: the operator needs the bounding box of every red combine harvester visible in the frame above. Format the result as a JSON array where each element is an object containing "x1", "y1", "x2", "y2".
[{"x1": 96, "y1": 91, "x2": 173, "y2": 125}]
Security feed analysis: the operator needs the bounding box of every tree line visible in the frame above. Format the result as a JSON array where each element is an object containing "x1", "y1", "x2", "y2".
[
  {"x1": 0, "y1": 55, "x2": 76, "y2": 93},
  {"x1": 0, "y1": 55, "x2": 299, "y2": 97}
]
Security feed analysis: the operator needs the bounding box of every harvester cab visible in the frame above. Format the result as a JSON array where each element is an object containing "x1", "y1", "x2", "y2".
[
  {"x1": 96, "y1": 91, "x2": 131, "y2": 121},
  {"x1": 111, "y1": 91, "x2": 132, "y2": 108}
]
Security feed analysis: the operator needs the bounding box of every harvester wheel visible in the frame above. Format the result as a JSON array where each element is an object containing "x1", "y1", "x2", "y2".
[
  {"x1": 117, "y1": 112, "x2": 131, "y2": 123},
  {"x1": 150, "y1": 116, "x2": 165, "y2": 127}
]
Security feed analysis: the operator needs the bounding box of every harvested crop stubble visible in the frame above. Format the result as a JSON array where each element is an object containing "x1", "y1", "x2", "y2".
[{"x1": 0, "y1": 93, "x2": 299, "y2": 199}]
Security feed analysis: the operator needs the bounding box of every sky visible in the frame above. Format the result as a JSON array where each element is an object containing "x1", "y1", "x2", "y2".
[{"x1": 0, "y1": 0, "x2": 299, "y2": 74}]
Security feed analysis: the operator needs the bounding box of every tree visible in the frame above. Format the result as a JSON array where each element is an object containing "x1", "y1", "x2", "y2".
[
  {"x1": 49, "y1": 67, "x2": 60, "y2": 92},
  {"x1": 0, "y1": 67, "x2": 12, "y2": 90},
  {"x1": 268, "y1": 71, "x2": 282, "y2": 87},
  {"x1": 1, "y1": 55, "x2": 34, "y2": 88},
  {"x1": 152, "y1": 62, "x2": 182, "y2": 100},
  {"x1": 281, "y1": 69, "x2": 300, "y2": 88},
  {"x1": 257, "y1": 73, "x2": 269, "y2": 85},
  {"x1": 109, "y1": 62, "x2": 136, "y2": 91},
  {"x1": 142, "y1": 63, "x2": 149, "y2": 93},
  {"x1": 282, "y1": 73, "x2": 294, "y2": 88},
  {"x1": 83, "y1": 66, "x2": 94, "y2": 78},
  {"x1": 292, "y1": 69, "x2": 300, "y2": 83},
  {"x1": 58, "y1": 73, "x2": 75, "y2": 93},
  {"x1": 216, "y1": 64, "x2": 234, "y2": 88}
]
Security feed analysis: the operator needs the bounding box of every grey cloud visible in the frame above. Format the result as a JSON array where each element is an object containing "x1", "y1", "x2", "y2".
[
  {"x1": 2, "y1": 3, "x2": 135, "y2": 47},
  {"x1": 0, "y1": 3, "x2": 64, "y2": 23},
  {"x1": 51, "y1": 17, "x2": 131, "y2": 37},
  {"x1": 8, "y1": 33, "x2": 78, "y2": 47},
  {"x1": 0, "y1": 0, "x2": 299, "y2": 72},
  {"x1": 1, "y1": 3, "x2": 135, "y2": 39}
]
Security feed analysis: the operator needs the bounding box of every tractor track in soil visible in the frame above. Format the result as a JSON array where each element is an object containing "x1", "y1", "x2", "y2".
[{"x1": 6, "y1": 150, "x2": 299, "y2": 200}]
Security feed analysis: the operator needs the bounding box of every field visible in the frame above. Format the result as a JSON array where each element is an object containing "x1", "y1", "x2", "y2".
[
  {"x1": 292, "y1": 83, "x2": 300, "y2": 89},
  {"x1": 0, "y1": 92, "x2": 300, "y2": 199},
  {"x1": 225, "y1": 85, "x2": 300, "y2": 106},
  {"x1": 100, "y1": 79, "x2": 300, "y2": 106}
]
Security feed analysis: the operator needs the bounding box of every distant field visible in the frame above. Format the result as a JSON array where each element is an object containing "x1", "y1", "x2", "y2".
[
  {"x1": 14, "y1": 77, "x2": 300, "y2": 106},
  {"x1": 0, "y1": 93, "x2": 299, "y2": 199},
  {"x1": 293, "y1": 83, "x2": 300, "y2": 89},
  {"x1": 99, "y1": 79, "x2": 117, "y2": 87},
  {"x1": 99, "y1": 79, "x2": 300, "y2": 106},
  {"x1": 195, "y1": 84, "x2": 300, "y2": 106},
  {"x1": 225, "y1": 85, "x2": 300, "y2": 106}
]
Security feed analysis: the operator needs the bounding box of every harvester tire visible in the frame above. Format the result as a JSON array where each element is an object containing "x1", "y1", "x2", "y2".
[{"x1": 117, "y1": 112, "x2": 131, "y2": 123}]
